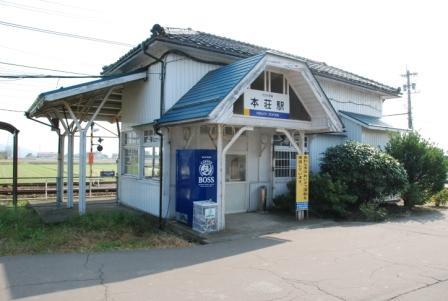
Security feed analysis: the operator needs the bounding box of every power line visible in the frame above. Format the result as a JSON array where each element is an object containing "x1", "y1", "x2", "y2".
[
  {"x1": 0, "y1": 75, "x2": 102, "y2": 79},
  {"x1": 0, "y1": 108, "x2": 24, "y2": 113},
  {"x1": 0, "y1": 20, "x2": 133, "y2": 47},
  {"x1": 0, "y1": 61, "x2": 94, "y2": 75}
]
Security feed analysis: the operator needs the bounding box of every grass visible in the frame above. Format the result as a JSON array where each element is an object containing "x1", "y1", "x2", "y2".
[
  {"x1": 0, "y1": 160, "x2": 117, "y2": 183},
  {"x1": 0, "y1": 201, "x2": 191, "y2": 256}
]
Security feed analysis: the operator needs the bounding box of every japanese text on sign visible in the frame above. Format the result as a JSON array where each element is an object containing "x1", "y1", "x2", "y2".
[
  {"x1": 243, "y1": 89, "x2": 290, "y2": 119},
  {"x1": 295, "y1": 154, "x2": 309, "y2": 210}
]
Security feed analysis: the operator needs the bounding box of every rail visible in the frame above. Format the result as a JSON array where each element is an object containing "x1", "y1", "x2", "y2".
[{"x1": 0, "y1": 176, "x2": 117, "y2": 200}]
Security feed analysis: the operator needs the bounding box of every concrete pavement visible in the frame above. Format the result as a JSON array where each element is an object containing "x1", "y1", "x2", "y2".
[{"x1": 1, "y1": 208, "x2": 448, "y2": 300}]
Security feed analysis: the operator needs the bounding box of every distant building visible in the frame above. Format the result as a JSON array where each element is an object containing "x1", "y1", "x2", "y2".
[{"x1": 36, "y1": 152, "x2": 57, "y2": 159}]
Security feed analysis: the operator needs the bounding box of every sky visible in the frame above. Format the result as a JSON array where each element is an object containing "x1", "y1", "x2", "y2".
[{"x1": 0, "y1": 0, "x2": 447, "y2": 156}]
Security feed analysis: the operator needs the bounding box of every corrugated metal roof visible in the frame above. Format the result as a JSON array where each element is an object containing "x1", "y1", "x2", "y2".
[
  {"x1": 339, "y1": 111, "x2": 406, "y2": 131},
  {"x1": 157, "y1": 53, "x2": 264, "y2": 124},
  {"x1": 102, "y1": 25, "x2": 399, "y2": 96}
]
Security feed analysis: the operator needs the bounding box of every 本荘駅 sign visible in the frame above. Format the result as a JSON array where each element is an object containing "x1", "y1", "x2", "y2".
[
  {"x1": 295, "y1": 154, "x2": 309, "y2": 211},
  {"x1": 243, "y1": 89, "x2": 289, "y2": 119}
]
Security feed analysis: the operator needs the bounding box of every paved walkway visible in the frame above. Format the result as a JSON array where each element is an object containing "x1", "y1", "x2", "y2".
[{"x1": 1, "y1": 208, "x2": 448, "y2": 300}]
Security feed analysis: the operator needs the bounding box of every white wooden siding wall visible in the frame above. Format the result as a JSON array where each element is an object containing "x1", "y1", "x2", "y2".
[
  {"x1": 308, "y1": 134, "x2": 345, "y2": 173},
  {"x1": 318, "y1": 77, "x2": 383, "y2": 117},
  {"x1": 119, "y1": 177, "x2": 161, "y2": 215},
  {"x1": 341, "y1": 116, "x2": 362, "y2": 142},
  {"x1": 362, "y1": 129, "x2": 391, "y2": 149},
  {"x1": 164, "y1": 53, "x2": 220, "y2": 112},
  {"x1": 121, "y1": 63, "x2": 162, "y2": 131}
]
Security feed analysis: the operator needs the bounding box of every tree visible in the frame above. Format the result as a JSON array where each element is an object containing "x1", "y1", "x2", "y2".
[
  {"x1": 321, "y1": 141, "x2": 408, "y2": 204},
  {"x1": 386, "y1": 132, "x2": 448, "y2": 208}
]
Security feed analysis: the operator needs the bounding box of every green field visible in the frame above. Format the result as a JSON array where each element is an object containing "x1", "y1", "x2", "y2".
[{"x1": 0, "y1": 160, "x2": 117, "y2": 184}]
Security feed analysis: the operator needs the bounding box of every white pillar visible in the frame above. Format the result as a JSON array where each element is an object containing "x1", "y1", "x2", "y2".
[
  {"x1": 67, "y1": 132, "x2": 74, "y2": 208},
  {"x1": 56, "y1": 132, "x2": 65, "y2": 207},
  {"x1": 216, "y1": 125, "x2": 224, "y2": 230},
  {"x1": 78, "y1": 129, "x2": 87, "y2": 214}
]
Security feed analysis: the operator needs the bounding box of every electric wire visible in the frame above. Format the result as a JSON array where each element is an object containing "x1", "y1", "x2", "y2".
[
  {"x1": 0, "y1": 61, "x2": 94, "y2": 75},
  {"x1": 0, "y1": 20, "x2": 133, "y2": 47}
]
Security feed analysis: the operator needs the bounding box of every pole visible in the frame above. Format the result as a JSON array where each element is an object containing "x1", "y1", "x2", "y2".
[
  {"x1": 56, "y1": 131, "x2": 65, "y2": 207},
  {"x1": 67, "y1": 132, "x2": 74, "y2": 208},
  {"x1": 12, "y1": 131, "x2": 18, "y2": 208},
  {"x1": 90, "y1": 123, "x2": 94, "y2": 178},
  {"x1": 79, "y1": 129, "x2": 87, "y2": 215},
  {"x1": 406, "y1": 70, "x2": 413, "y2": 130}
]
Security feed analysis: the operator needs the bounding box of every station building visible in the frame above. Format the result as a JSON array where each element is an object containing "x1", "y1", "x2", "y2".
[{"x1": 27, "y1": 24, "x2": 404, "y2": 230}]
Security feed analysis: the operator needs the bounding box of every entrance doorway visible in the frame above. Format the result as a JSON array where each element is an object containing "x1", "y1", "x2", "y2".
[{"x1": 225, "y1": 153, "x2": 248, "y2": 213}]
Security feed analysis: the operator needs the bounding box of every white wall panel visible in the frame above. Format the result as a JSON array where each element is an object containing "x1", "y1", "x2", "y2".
[
  {"x1": 318, "y1": 77, "x2": 383, "y2": 117},
  {"x1": 164, "y1": 53, "x2": 220, "y2": 112},
  {"x1": 362, "y1": 129, "x2": 391, "y2": 149},
  {"x1": 119, "y1": 177, "x2": 161, "y2": 216},
  {"x1": 121, "y1": 63, "x2": 162, "y2": 130},
  {"x1": 308, "y1": 134, "x2": 345, "y2": 173}
]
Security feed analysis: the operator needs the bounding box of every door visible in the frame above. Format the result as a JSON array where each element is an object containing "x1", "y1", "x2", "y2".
[{"x1": 225, "y1": 153, "x2": 248, "y2": 213}]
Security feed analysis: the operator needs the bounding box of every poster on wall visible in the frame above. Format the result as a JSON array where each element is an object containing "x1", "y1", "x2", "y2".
[
  {"x1": 176, "y1": 149, "x2": 217, "y2": 226},
  {"x1": 295, "y1": 154, "x2": 309, "y2": 211},
  {"x1": 243, "y1": 89, "x2": 290, "y2": 119}
]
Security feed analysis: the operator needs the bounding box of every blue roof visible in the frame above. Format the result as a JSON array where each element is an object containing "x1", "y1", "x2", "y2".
[
  {"x1": 158, "y1": 53, "x2": 264, "y2": 124},
  {"x1": 339, "y1": 111, "x2": 404, "y2": 130}
]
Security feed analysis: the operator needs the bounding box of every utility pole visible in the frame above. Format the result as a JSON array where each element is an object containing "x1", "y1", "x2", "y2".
[{"x1": 401, "y1": 69, "x2": 418, "y2": 130}]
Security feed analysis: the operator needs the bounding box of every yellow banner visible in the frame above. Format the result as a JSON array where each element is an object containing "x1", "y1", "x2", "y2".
[{"x1": 295, "y1": 155, "x2": 309, "y2": 210}]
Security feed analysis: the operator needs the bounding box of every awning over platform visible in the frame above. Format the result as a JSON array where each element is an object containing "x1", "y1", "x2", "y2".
[
  {"x1": 26, "y1": 70, "x2": 147, "y2": 122},
  {"x1": 339, "y1": 111, "x2": 408, "y2": 131}
]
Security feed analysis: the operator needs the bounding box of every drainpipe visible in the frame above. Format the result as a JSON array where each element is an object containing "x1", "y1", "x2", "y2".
[{"x1": 141, "y1": 43, "x2": 166, "y2": 229}]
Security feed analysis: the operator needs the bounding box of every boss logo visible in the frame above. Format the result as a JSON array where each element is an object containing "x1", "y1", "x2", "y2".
[{"x1": 198, "y1": 177, "x2": 215, "y2": 184}]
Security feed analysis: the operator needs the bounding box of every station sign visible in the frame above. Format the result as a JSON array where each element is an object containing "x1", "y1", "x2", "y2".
[{"x1": 243, "y1": 89, "x2": 289, "y2": 119}]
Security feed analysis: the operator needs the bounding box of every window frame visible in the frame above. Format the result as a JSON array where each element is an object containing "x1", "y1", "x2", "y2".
[
  {"x1": 141, "y1": 128, "x2": 161, "y2": 181},
  {"x1": 121, "y1": 130, "x2": 139, "y2": 177}
]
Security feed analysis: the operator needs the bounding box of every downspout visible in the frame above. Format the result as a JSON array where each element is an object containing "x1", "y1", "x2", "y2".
[{"x1": 141, "y1": 43, "x2": 166, "y2": 229}]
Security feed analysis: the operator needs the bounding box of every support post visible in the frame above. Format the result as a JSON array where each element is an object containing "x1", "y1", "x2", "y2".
[
  {"x1": 56, "y1": 132, "x2": 65, "y2": 207},
  {"x1": 78, "y1": 129, "x2": 87, "y2": 214},
  {"x1": 216, "y1": 125, "x2": 223, "y2": 230},
  {"x1": 67, "y1": 132, "x2": 74, "y2": 208}
]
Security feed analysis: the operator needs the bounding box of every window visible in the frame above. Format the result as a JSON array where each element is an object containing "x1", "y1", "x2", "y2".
[
  {"x1": 144, "y1": 146, "x2": 160, "y2": 178},
  {"x1": 226, "y1": 154, "x2": 246, "y2": 182},
  {"x1": 122, "y1": 131, "x2": 139, "y2": 176},
  {"x1": 270, "y1": 72, "x2": 284, "y2": 94},
  {"x1": 250, "y1": 72, "x2": 265, "y2": 91},
  {"x1": 273, "y1": 135, "x2": 297, "y2": 178},
  {"x1": 143, "y1": 129, "x2": 160, "y2": 179}
]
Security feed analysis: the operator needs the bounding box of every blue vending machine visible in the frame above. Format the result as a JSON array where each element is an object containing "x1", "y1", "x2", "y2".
[{"x1": 176, "y1": 149, "x2": 217, "y2": 226}]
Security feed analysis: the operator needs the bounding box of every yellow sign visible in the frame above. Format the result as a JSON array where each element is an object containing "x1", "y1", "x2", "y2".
[{"x1": 295, "y1": 154, "x2": 309, "y2": 210}]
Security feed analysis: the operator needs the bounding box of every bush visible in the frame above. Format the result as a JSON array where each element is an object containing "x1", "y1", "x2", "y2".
[
  {"x1": 432, "y1": 188, "x2": 448, "y2": 207},
  {"x1": 386, "y1": 132, "x2": 448, "y2": 207},
  {"x1": 309, "y1": 173, "x2": 357, "y2": 218},
  {"x1": 321, "y1": 141, "x2": 408, "y2": 203},
  {"x1": 359, "y1": 203, "x2": 388, "y2": 222}
]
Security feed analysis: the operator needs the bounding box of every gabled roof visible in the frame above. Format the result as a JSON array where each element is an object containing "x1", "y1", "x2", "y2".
[
  {"x1": 102, "y1": 24, "x2": 400, "y2": 96},
  {"x1": 157, "y1": 53, "x2": 264, "y2": 124},
  {"x1": 339, "y1": 111, "x2": 407, "y2": 131}
]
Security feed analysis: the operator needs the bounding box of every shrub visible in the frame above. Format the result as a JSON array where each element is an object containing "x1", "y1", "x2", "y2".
[
  {"x1": 359, "y1": 203, "x2": 388, "y2": 222},
  {"x1": 309, "y1": 173, "x2": 357, "y2": 218},
  {"x1": 432, "y1": 188, "x2": 448, "y2": 207},
  {"x1": 386, "y1": 132, "x2": 448, "y2": 207},
  {"x1": 321, "y1": 141, "x2": 408, "y2": 203}
]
